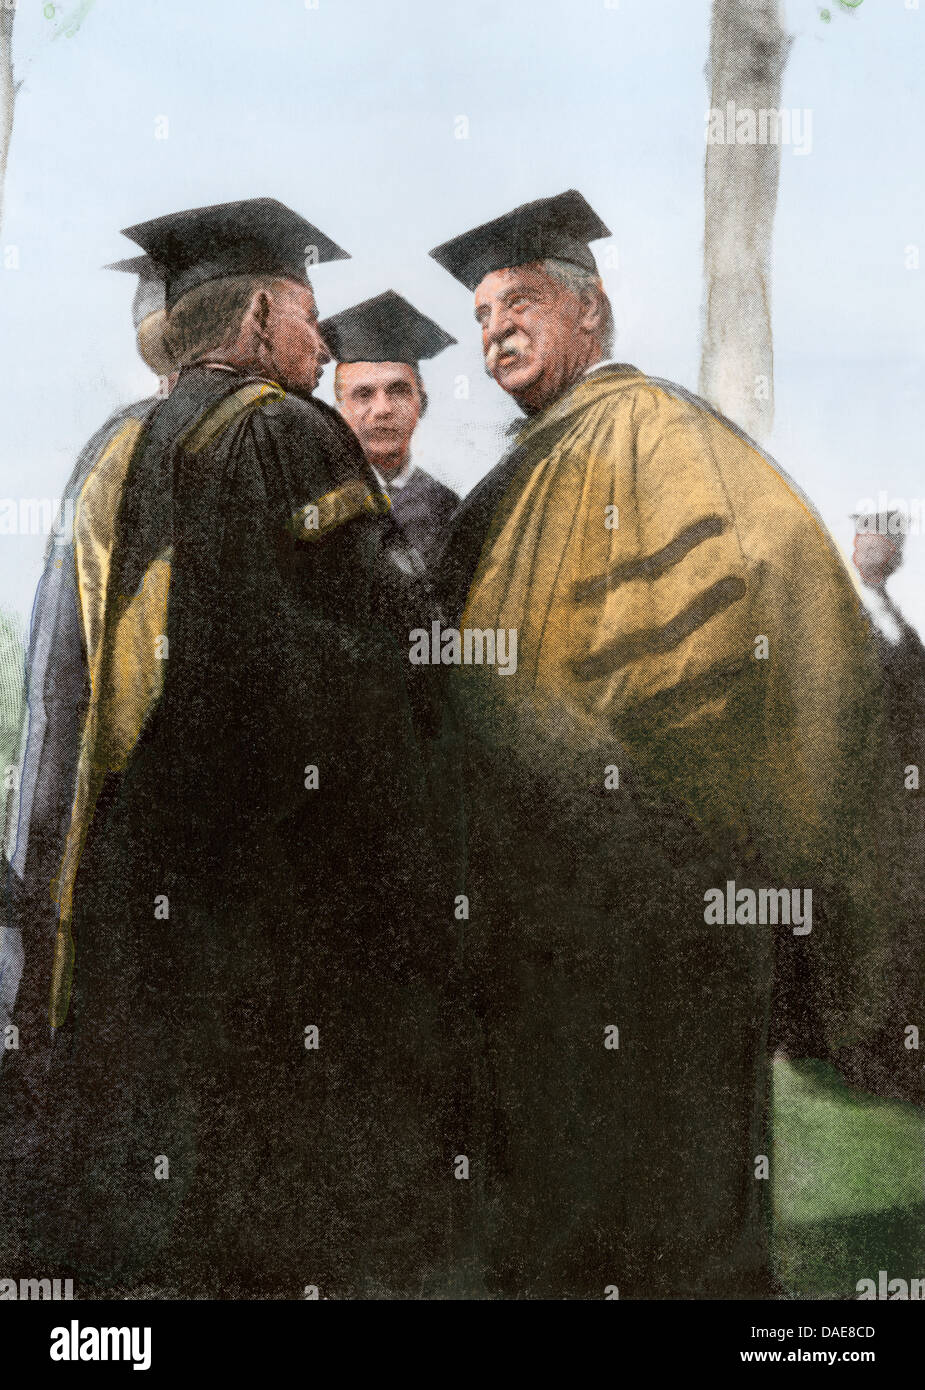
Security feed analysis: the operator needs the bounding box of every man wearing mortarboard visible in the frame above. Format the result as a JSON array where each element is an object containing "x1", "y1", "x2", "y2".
[
  {"x1": 322, "y1": 290, "x2": 460, "y2": 569},
  {"x1": 0, "y1": 200, "x2": 449, "y2": 1298},
  {"x1": 320, "y1": 290, "x2": 466, "y2": 924},
  {"x1": 0, "y1": 255, "x2": 174, "y2": 1076},
  {"x1": 429, "y1": 191, "x2": 900, "y2": 1298}
]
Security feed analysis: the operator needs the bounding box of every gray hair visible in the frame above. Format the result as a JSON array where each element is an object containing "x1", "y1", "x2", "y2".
[
  {"x1": 164, "y1": 274, "x2": 291, "y2": 368},
  {"x1": 541, "y1": 258, "x2": 614, "y2": 356}
]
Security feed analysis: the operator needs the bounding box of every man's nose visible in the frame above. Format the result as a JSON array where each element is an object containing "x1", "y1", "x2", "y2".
[
  {"x1": 370, "y1": 391, "x2": 393, "y2": 417},
  {"x1": 315, "y1": 334, "x2": 332, "y2": 366},
  {"x1": 486, "y1": 301, "x2": 514, "y2": 345}
]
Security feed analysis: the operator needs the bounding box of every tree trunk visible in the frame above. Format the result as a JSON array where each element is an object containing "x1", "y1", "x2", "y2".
[
  {"x1": 699, "y1": 0, "x2": 791, "y2": 442},
  {"x1": 0, "y1": 4, "x2": 16, "y2": 246}
]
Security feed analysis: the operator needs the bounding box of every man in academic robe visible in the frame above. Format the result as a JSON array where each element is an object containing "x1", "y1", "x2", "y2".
[
  {"x1": 323, "y1": 290, "x2": 460, "y2": 569},
  {"x1": 0, "y1": 256, "x2": 176, "y2": 1070},
  {"x1": 0, "y1": 200, "x2": 449, "y2": 1299},
  {"x1": 429, "y1": 190, "x2": 899, "y2": 1298},
  {"x1": 851, "y1": 511, "x2": 925, "y2": 744},
  {"x1": 0, "y1": 607, "x2": 25, "y2": 1033},
  {"x1": 823, "y1": 511, "x2": 925, "y2": 1105}
]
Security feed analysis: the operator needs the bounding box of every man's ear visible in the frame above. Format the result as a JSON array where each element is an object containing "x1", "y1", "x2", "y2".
[
  {"x1": 577, "y1": 281, "x2": 605, "y2": 337},
  {"x1": 136, "y1": 310, "x2": 175, "y2": 376},
  {"x1": 240, "y1": 288, "x2": 275, "y2": 363},
  {"x1": 247, "y1": 288, "x2": 274, "y2": 335}
]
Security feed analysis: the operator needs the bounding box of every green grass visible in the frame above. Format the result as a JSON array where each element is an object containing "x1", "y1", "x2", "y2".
[{"x1": 773, "y1": 1058, "x2": 925, "y2": 1298}]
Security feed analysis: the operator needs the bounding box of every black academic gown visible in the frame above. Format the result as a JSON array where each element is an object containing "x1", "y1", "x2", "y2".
[
  {"x1": 830, "y1": 608, "x2": 925, "y2": 1105},
  {"x1": 388, "y1": 468, "x2": 459, "y2": 569},
  {"x1": 0, "y1": 366, "x2": 450, "y2": 1298}
]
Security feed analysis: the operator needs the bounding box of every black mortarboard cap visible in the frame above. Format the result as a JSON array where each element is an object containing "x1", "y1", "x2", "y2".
[
  {"x1": 319, "y1": 290, "x2": 456, "y2": 364},
  {"x1": 121, "y1": 198, "x2": 350, "y2": 310},
  {"x1": 105, "y1": 254, "x2": 166, "y2": 329},
  {"x1": 429, "y1": 189, "x2": 611, "y2": 291}
]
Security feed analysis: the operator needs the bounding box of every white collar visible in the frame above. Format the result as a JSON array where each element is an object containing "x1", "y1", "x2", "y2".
[
  {"x1": 583, "y1": 358, "x2": 623, "y2": 379},
  {"x1": 372, "y1": 457, "x2": 416, "y2": 491}
]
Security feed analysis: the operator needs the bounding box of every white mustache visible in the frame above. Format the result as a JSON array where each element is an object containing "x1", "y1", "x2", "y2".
[{"x1": 485, "y1": 332, "x2": 530, "y2": 375}]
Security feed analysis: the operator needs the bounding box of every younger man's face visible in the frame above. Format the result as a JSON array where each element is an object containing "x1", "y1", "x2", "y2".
[{"x1": 337, "y1": 361, "x2": 422, "y2": 473}]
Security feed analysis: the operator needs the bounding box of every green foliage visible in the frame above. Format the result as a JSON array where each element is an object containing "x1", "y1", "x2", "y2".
[
  {"x1": 44, "y1": 1, "x2": 97, "y2": 41},
  {"x1": 820, "y1": 0, "x2": 865, "y2": 21}
]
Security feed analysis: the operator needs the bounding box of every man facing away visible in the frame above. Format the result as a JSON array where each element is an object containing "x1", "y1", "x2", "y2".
[
  {"x1": 429, "y1": 190, "x2": 899, "y2": 1299},
  {"x1": 1, "y1": 256, "x2": 176, "y2": 1063},
  {"x1": 325, "y1": 290, "x2": 460, "y2": 569},
  {"x1": 0, "y1": 199, "x2": 448, "y2": 1299}
]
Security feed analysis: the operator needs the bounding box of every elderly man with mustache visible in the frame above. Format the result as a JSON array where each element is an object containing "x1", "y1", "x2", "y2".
[{"x1": 430, "y1": 191, "x2": 900, "y2": 1300}]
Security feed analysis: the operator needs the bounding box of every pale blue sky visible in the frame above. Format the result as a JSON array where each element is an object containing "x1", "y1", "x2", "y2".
[{"x1": 0, "y1": 0, "x2": 923, "y2": 626}]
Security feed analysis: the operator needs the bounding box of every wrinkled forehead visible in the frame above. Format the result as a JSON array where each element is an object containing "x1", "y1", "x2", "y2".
[
  {"x1": 473, "y1": 262, "x2": 560, "y2": 315},
  {"x1": 337, "y1": 360, "x2": 419, "y2": 392},
  {"x1": 854, "y1": 531, "x2": 899, "y2": 548}
]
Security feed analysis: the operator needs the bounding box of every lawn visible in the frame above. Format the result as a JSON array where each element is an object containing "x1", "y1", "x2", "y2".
[{"x1": 773, "y1": 1057, "x2": 925, "y2": 1298}]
